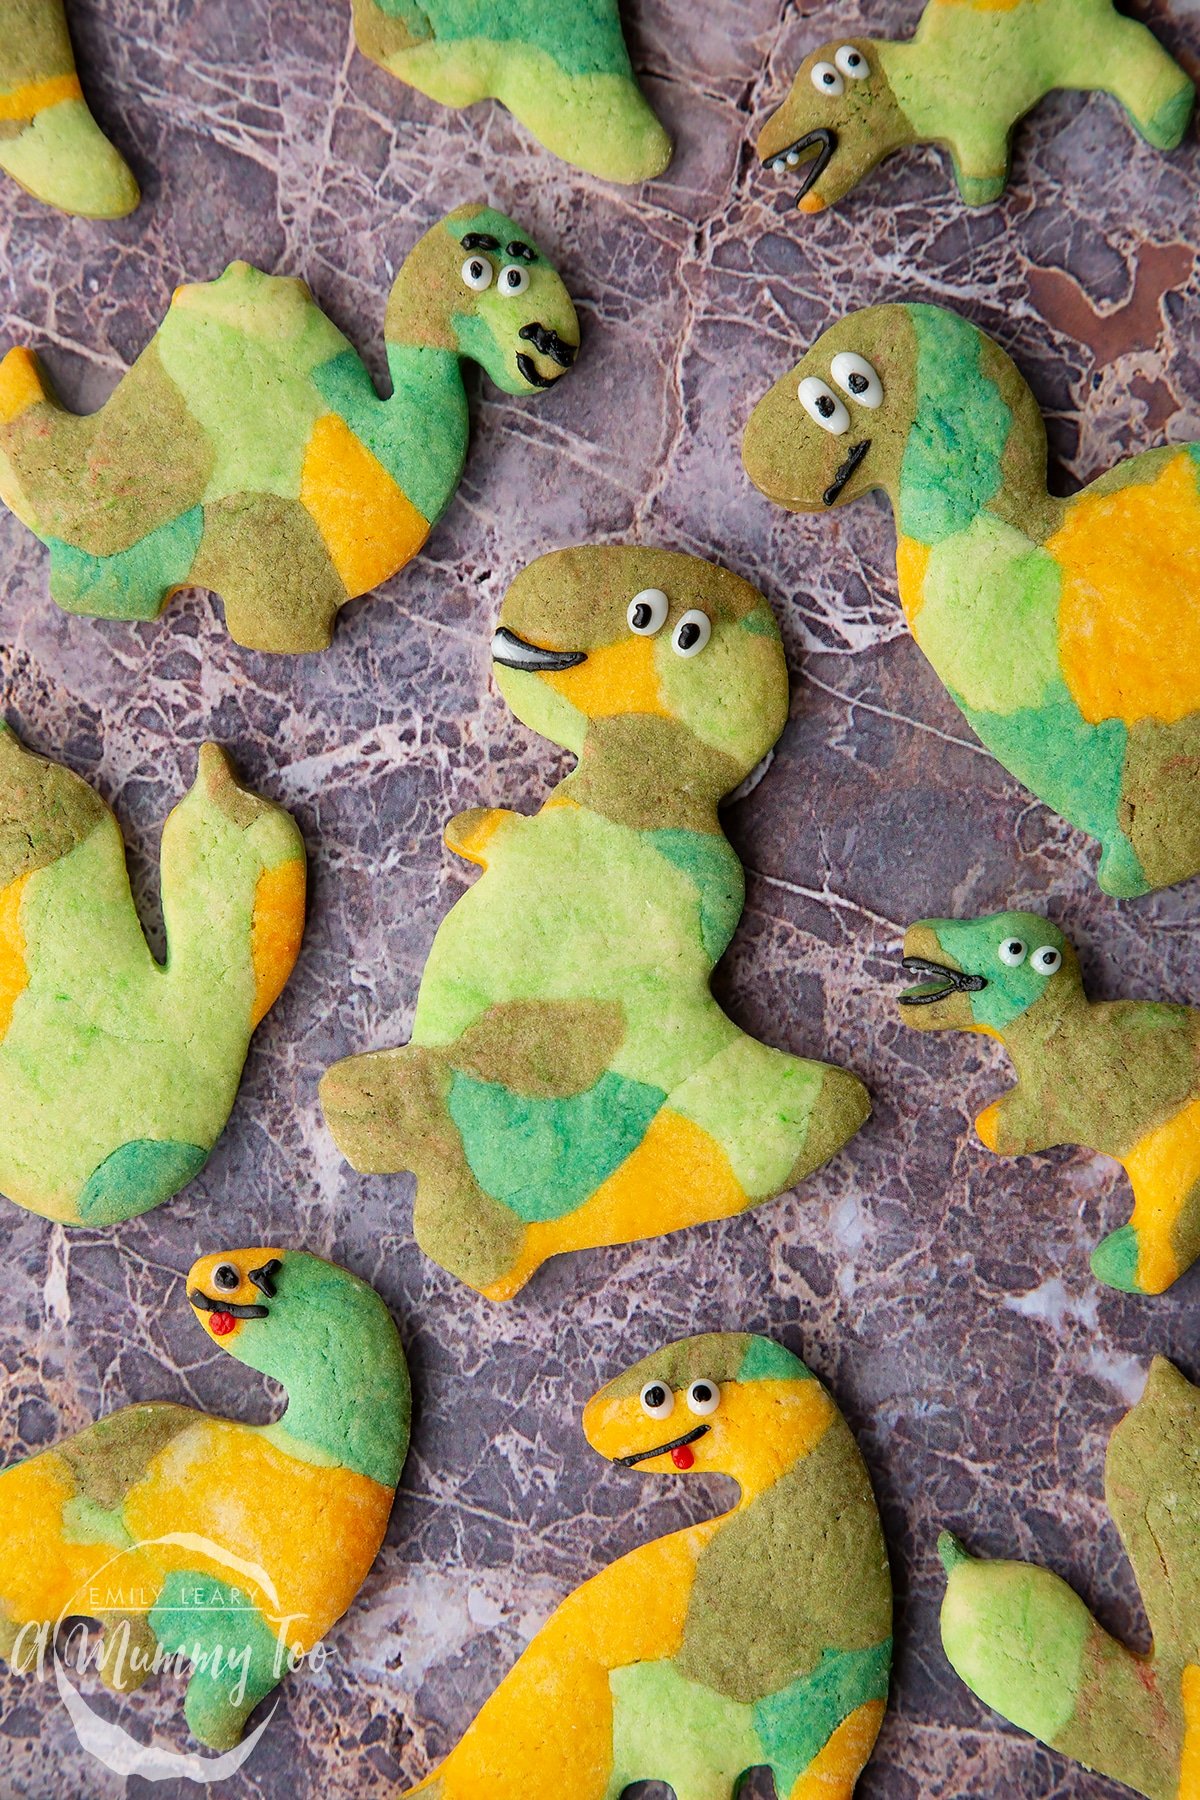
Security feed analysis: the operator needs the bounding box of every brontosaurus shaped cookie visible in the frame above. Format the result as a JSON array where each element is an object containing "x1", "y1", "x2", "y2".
[
  {"x1": 0, "y1": 723, "x2": 305, "y2": 1224},
  {"x1": 743, "y1": 302, "x2": 1200, "y2": 897},
  {"x1": 0, "y1": 1246, "x2": 410, "y2": 1751},
  {"x1": 321, "y1": 546, "x2": 870, "y2": 1300},
  {"x1": 940, "y1": 1357, "x2": 1200, "y2": 1800},
  {"x1": 0, "y1": 204, "x2": 578, "y2": 652},
  {"x1": 898, "y1": 910, "x2": 1200, "y2": 1296},
  {"x1": 758, "y1": 0, "x2": 1193, "y2": 212},
  {"x1": 0, "y1": 0, "x2": 138, "y2": 216},
  {"x1": 399, "y1": 1333, "x2": 892, "y2": 1799},
  {"x1": 349, "y1": 0, "x2": 671, "y2": 183}
]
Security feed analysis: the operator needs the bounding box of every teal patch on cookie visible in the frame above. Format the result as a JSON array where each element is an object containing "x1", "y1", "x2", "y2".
[
  {"x1": 47, "y1": 507, "x2": 204, "y2": 620},
  {"x1": 648, "y1": 829, "x2": 745, "y2": 962},
  {"x1": 900, "y1": 307, "x2": 1010, "y2": 543},
  {"x1": 78, "y1": 1139, "x2": 210, "y2": 1225},
  {"x1": 1090, "y1": 1224, "x2": 1143, "y2": 1292},
  {"x1": 737, "y1": 1339, "x2": 813, "y2": 1384},
  {"x1": 753, "y1": 1640, "x2": 893, "y2": 1790}
]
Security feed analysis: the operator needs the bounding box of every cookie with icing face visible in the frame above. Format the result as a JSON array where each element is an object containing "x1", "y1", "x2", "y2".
[
  {"x1": 321, "y1": 545, "x2": 870, "y2": 1300},
  {"x1": 940, "y1": 1358, "x2": 1200, "y2": 1800},
  {"x1": 0, "y1": 0, "x2": 138, "y2": 216},
  {"x1": 743, "y1": 302, "x2": 1200, "y2": 897},
  {"x1": 0, "y1": 204, "x2": 579, "y2": 652},
  {"x1": 349, "y1": 0, "x2": 671, "y2": 183},
  {"x1": 0, "y1": 723, "x2": 305, "y2": 1225},
  {"x1": 898, "y1": 909, "x2": 1200, "y2": 1296},
  {"x1": 758, "y1": 1, "x2": 1193, "y2": 213},
  {"x1": 0, "y1": 1247, "x2": 410, "y2": 1752},
  {"x1": 396, "y1": 1333, "x2": 892, "y2": 1799}
]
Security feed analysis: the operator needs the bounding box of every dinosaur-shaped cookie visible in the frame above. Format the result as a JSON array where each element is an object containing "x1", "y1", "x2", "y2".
[
  {"x1": 0, "y1": 0, "x2": 138, "y2": 217},
  {"x1": 743, "y1": 302, "x2": 1200, "y2": 897},
  {"x1": 0, "y1": 723, "x2": 305, "y2": 1225},
  {"x1": 348, "y1": 0, "x2": 671, "y2": 183},
  {"x1": 0, "y1": 204, "x2": 578, "y2": 652},
  {"x1": 399, "y1": 1333, "x2": 892, "y2": 1799},
  {"x1": 898, "y1": 910, "x2": 1200, "y2": 1296},
  {"x1": 758, "y1": 0, "x2": 1193, "y2": 212},
  {"x1": 940, "y1": 1357, "x2": 1200, "y2": 1800},
  {"x1": 320, "y1": 546, "x2": 870, "y2": 1300},
  {"x1": 0, "y1": 1246, "x2": 410, "y2": 1751}
]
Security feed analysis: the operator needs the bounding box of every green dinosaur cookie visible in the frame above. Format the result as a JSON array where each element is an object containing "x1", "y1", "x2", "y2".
[
  {"x1": 758, "y1": 0, "x2": 1193, "y2": 212},
  {"x1": 0, "y1": 204, "x2": 579, "y2": 652},
  {"x1": 321, "y1": 546, "x2": 870, "y2": 1300},
  {"x1": 0, "y1": 0, "x2": 138, "y2": 217},
  {"x1": 0, "y1": 1246, "x2": 410, "y2": 1752},
  {"x1": 940, "y1": 1357, "x2": 1200, "y2": 1800},
  {"x1": 898, "y1": 909, "x2": 1200, "y2": 1296},
  {"x1": 0, "y1": 723, "x2": 305, "y2": 1225},
  {"x1": 349, "y1": 0, "x2": 671, "y2": 183},
  {"x1": 743, "y1": 301, "x2": 1200, "y2": 897}
]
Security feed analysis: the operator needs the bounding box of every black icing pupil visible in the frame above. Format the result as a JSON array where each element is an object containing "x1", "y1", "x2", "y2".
[
  {"x1": 848, "y1": 372, "x2": 869, "y2": 394},
  {"x1": 214, "y1": 1265, "x2": 239, "y2": 1290},
  {"x1": 469, "y1": 260, "x2": 484, "y2": 280},
  {"x1": 1005, "y1": 942, "x2": 1023, "y2": 956},
  {"x1": 822, "y1": 71, "x2": 836, "y2": 85},
  {"x1": 632, "y1": 603, "x2": 652, "y2": 629},
  {"x1": 816, "y1": 394, "x2": 835, "y2": 418},
  {"x1": 692, "y1": 1383, "x2": 713, "y2": 1403},
  {"x1": 848, "y1": 53, "x2": 862, "y2": 66},
  {"x1": 677, "y1": 622, "x2": 701, "y2": 650},
  {"x1": 645, "y1": 1385, "x2": 667, "y2": 1409}
]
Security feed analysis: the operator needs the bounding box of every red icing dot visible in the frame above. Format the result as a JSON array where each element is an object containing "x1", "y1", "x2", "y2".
[
  {"x1": 210, "y1": 1312, "x2": 237, "y2": 1336},
  {"x1": 671, "y1": 1444, "x2": 695, "y2": 1470}
]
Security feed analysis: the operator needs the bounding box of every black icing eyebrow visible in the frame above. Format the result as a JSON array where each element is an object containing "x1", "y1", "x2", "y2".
[
  {"x1": 506, "y1": 240, "x2": 537, "y2": 262},
  {"x1": 461, "y1": 232, "x2": 499, "y2": 251}
]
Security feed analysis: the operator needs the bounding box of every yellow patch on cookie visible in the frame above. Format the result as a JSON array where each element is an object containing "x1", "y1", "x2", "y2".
[
  {"x1": 1178, "y1": 1665, "x2": 1200, "y2": 1800},
  {"x1": 444, "y1": 808, "x2": 510, "y2": 868},
  {"x1": 249, "y1": 857, "x2": 306, "y2": 1027},
  {"x1": 1122, "y1": 1092, "x2": 1200, "y2": 1295},
  {"x1": 0, "y1": 74, "x2": 83, "y2": 122},
  {"x1": 895, "y1": 536, "x2": 931, "y2": 625},
  {"x1": 300, "y1": 414, "x2": 429, "y2": 597},
  {"x1": 1050, "y1": 453, "x2": 1200, "y2": 726},
  {"x1": 0, "y1": 872, "x2": 29, "y2": 1039},
  {"x1": 0, "y1": 348, "x2": 47, "y2": 425},
  {"x1": 0, "y1": 1452, "x2": 132, "y2": 1633},
  {"x1": 543, "y1": 636, "x2": 671, "y2": 720},
  {"x1": 789, "y1": 1699, "x2": 887, "y2": 1798}
]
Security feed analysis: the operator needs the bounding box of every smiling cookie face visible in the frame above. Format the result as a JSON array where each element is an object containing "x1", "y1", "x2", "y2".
[
  {"x1": 900, "y1": 912, "x2": 1077, "y2": 1035},
  {"x1": 188, "y1": 1247, "x2": 286, "y2": 1348},
  {"x1": 758, "y1": 40, "x2": 910, "y2": 213}
]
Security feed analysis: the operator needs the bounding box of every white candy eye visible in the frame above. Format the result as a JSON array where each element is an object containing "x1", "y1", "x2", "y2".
[
  {"x1": 835, "y1": 45, "x2": 869, "y2": 78},
  {"x1": 499, "y1": 263, "x2": 529, "y2": 295},
  {"x1": 628, "y1": 588, "x2": 669, "y2": 635},
  {"x1": 998, "y1": 938, "x2": 1027, "y2": 966},
  {"x1": 798, "y1": 376, "x2": 850, "y2": 436},
  {"x1": 810, "y1": 61, "x2": 844, "y2": 96},
  {"x1": 686, "y1": 1379, "x2": 720, "y2": 1417},
  {"x1": 672, "y1": 610, "x2": 711, "y2": 657},
  {"x1": 640, "y1": 1381, "x2": 675, "y2": 1420},
  {"x1": 1031, "y1": 945, "x2": 1062, "y2": 975},
  {"x1": 831, "y1": 351, "x2": 883, "y2": 409},
  {"x1": 461, "y1": 255, "x2": 493, "y2": 291}
]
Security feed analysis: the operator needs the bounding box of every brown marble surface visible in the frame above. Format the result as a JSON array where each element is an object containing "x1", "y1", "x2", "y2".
[{"x1": 1, "y1": 1, "x2": 1199, "y2": 1795}]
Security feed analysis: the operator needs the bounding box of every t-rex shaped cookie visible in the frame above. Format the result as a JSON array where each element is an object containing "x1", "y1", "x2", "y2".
[
  {"x1": 758, "y1": 0, "x2": 1193, "y2": 213},
  {"x1": 0, "y1": 204, "x2": 578, "y2": 652},
  {"x1": 940, "y1": 1357, "x2": 1200, "y2": 1800},
  {"x1": 398, "y1": 1333, "x2": 892, "y2": 1799},
  {"x1": 0, "y1": 0, "x2": 138, "y2": 217},
  {"x1": 321, "y1": 546, "x2": 870, "y2": 1300},
  {"x1": 0, "y1": 1246, "x2": 410, "y2": 1752},
  {"x1": 0, "y1": 723, "x2": 305, "y2": 1224},
  {"x1": 743, "y1": 302, "x2": 1200, "y2": 897},
  {"x1": 348, "y1": 0, "x2": 671, "y2": 183},
  {"x1": 898, "y1": 909, "x2": 1200, "y2": 1296}
]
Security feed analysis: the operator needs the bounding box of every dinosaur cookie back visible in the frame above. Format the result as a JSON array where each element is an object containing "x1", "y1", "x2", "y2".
[{"x1": 0, "y1": 0, "x2": 138, "y2": 216}]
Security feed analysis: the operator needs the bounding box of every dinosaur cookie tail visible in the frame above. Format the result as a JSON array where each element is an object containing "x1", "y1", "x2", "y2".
[
  {"x1": 0, "y1": 347, "x2": 50, "y2": 428},
  {"x1": 0, "y1": 89, "x2": 138, "y2": 219}
]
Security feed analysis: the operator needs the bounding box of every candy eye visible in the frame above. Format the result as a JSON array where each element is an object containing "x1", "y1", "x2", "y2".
[
  {"x1": 998, "y1": 938, "x2": 1027, "y2": 966},
  {"x1": 499, "y1": 263, "x2": 529, "y2": 296},
  {"x1": 835, "y1": 45, "x2": 869, "y2": 79},
  {"x1": 461, "y1": 255, "x2": 493, "y2": 291},
  {"x1": 810, "y1": 60, "x2": 844, "y2": 96},
  {"x1": 1031, "y1": 945, "x2": 1062, "y2": 975},
  {"x1": 830, "y1": 351, "x2": 883, "y2": 409},
  {"x1": 640, "y1": 1381, "x2": 675, "y2": 1420},
  {"x1": 628, "y1": 588, "x2": 669, "y2": 635},
  {"x1": 213, "y1": 1263, "x2": 240, "y2": 1291},
  {"x1": 686, "y1": 1379, "x2": 720, "y2": 1417},
  {"x1": 798, "y1": 376, "x2": 850, "y2": 436},
  {"x1": 672, "y1": 610, "x2": 711, "y2": 657}
]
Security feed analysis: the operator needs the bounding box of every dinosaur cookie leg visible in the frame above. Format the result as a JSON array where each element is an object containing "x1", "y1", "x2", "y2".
[
  {"x1": 946, "y1": 130, "x2": 1013, "y2": 207},
  {"x1": 190, "y1": 494, "x2": 349, "y2": 652},
  {"x1": 1084, "y1": 13, "x2": 1195, "y2": 150},
  {"x1": 1090, "y1": 1100, "x2": 1200, "y2": 1295},
  {"x1": 785, "y1": 1700, "x2": 887, "y2": 1800},
  {"x1": 150, "y1": 1572, "x2": 283, "y2": 1751}
]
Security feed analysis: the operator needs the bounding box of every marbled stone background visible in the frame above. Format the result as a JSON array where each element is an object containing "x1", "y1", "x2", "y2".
[{"x1": 1, "y1": 0, "x2": 1198, "y2": 1794}]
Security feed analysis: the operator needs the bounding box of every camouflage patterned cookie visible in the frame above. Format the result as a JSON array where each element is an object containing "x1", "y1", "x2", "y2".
[
  {"x1": 349, "y1": 0, "x2": 671, "y2": 183},
  {"x1": 321, "y1": 546, "x2": 870, "y2": 1300},
  {"x1": 398, "y1": 1333, "x2": 891, "y2": 1799},
  {"x1": 758, "y1": 0, "x2": 1193, "y2": 213},
  {"x1": 0, "y1": 204, "x2": 579, "y2": 652},
  {"x1": 940, "y1": 1358, "x2": 1200, "y2": 1800},
  {"x1": 0, "y1": 723, "x2": 305, "y2": 1225},
  {"x1": 0, "y1": 1246, "x2": 410, "y2": 1752},
  {"x1": 0, "y1": 0, "x2": 138, "y2": 217},
  {"x1": 743, "y1": 302, "x2": 1200, "y2": 897}
]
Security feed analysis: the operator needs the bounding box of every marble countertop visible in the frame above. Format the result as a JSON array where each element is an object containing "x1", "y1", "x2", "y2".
[{"x1": 1, "y1": 1, "x2": 1198, "y2": 1795}]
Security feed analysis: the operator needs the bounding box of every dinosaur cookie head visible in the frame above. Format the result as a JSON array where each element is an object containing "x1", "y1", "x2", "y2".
[
  {"x1": 491, "y1": 546, "x2": 789, "y2": 798},
  {"x1": 759, "y1": 40, "x2": 909, "y2": 214},
  {"x1": 584, "y1": 1333, "x2": 835, "y2": 1494},
  {"x1": 386, "y1": 204, "x2": 579, "y2": 396},
  {"x1": 188, "y1": 1247, "x2": 288, "y2": 1350},
  {"x1": 899, "y1": 912, "x2": 1079, "y2": 1036}
]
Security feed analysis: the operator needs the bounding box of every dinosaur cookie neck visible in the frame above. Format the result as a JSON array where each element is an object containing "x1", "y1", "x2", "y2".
[{"x1": 560, "y1": 716, "x2": 740, "y2": 836}]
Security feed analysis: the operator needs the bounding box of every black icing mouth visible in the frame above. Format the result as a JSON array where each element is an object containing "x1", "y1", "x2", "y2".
[
  {"x1": 824, "y1": 438, "x2": 871, "y2": 505},
  {"x1": 899, "y1": 955, "x2": 988, "y2": 1007},
  {"x1": 189, "y1": 1288, "x2": 269, "y2": 1320},
  {"x1": 763, "y1": 127, "x2": 837, "y2": 202},
  {"x1": 492, "y1": 626, "x2": 587, "y2": 672},
  {"x1": 615, "y1": 1424, "x2": 711, "y2": 1468},
  {"x1": 516, "y1": 323, "x2": 576, "y2": 389}
]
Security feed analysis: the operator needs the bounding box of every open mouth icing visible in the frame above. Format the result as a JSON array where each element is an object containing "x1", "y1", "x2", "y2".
[
  {"x1": 491, "y1": 626, "x2": 587, "y2": 672},
  {"x1": 763, "y1": 127, "x2": 837, "y2": 202},
  {"x1": 899, "y1": 955, "x2": 988, "y2": 1007},
  {"x1": 516, "y1": 322, "x2": 577, "y2": 389}
]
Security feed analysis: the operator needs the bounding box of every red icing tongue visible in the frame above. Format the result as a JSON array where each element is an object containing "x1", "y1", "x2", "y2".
[
  {"x1": 671, "y1": 1444, "x2": 695, "y2": 1470},
  {"x1": 210, "y1": 1311, "x2": 237, "y2": 1336}
]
